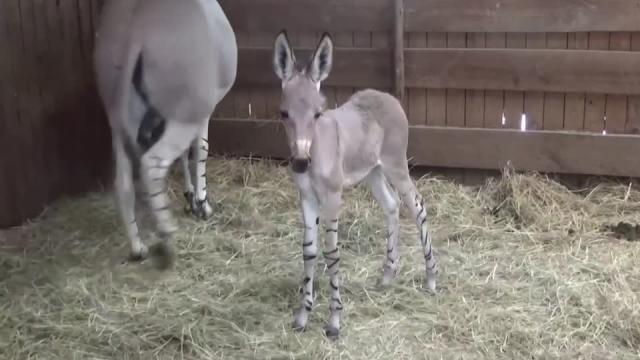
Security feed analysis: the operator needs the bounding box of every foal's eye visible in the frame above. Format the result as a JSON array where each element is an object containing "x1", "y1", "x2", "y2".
[
  {"x1": 280, "y1": 111, "x2": 289, "y2": 119},
  {"x1": 314, "y1": 112, "x2": 322, "y2": 120}
]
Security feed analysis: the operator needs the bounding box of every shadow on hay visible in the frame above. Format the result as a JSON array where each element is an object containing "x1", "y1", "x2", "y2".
[{"x1": 0, "y1": 193, "x2": 151, "y2": 298}]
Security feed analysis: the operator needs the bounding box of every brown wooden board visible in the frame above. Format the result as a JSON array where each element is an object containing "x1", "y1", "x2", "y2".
[
  {"x1": 405, "y1": 0, "x2": 640, "y2": 33},
  {"x1": 584, "y1": 32, "x2": 609, "y2": 132},
  {"x1": 606, "y1": 32, "x2": 631, "y2": 133},
  {"x1": 564, "y1": 33, "x2": 589, "y2": 131},
  {"x1": 425, "y1": 32, "x2": 446, "y2": 126},
  {"x1": 542, "y1": 33, "x2": 567, "y2": 130},
  {"x1": 464, "y1": 33, "x2": 485, "y2": 128},
  {"x1": 406, "y1": 33, "x2": 427, "y2": 126},
  {"x1": 504, "y1": 33, "x2": 526, "y2": 129},
  {"x1": 404, "y1": 48, "x2": 640, "y2": 95},
  {"x1": 210, "y1": 119, "x2": 640, "y2": 178},
  {"x1": 523, "y1": 33, "x2": 545, "y2": 130},
  {"x1": 218, "y1": 0, "x2": 392, "y2": 33},
  {"x1": 483, "y1": 33, "x2": 505, "y2": 129},
  {"x1": 629, "y1": 33, "x2": 640, "y2": 133},
  {"x1": 237, "y1": 47, "x2": 640, "y2": 95},
  {"x1": 218, "y1": 0, "x2": 640, "y2": 34},
  {"x1": 445, "y1": 33, "x2": 466, "y2": 127}
]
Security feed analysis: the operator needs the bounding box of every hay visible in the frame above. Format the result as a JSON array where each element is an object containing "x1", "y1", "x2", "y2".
[{"x1": 1, "y1": 157, "x2": 640, "y2": 359}]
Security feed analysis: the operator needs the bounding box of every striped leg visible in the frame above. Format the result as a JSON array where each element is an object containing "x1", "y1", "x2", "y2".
[
  {"x1": 180, "y1": 150, "x2": 195, "y2": 214},
  {"x1": 321, "y1": 191, "x2": 343, "y2": 340},
  {"x1": 293, "y1": 192, "x2": 319, "y2": 331},
  {"x1": 399, "y1": 182, "x2": 437, "y2": 293},
  {"x1": 367, "y1": 168, "x2": 400, "y2": 287},
  {"x1": 140, "y1": 122, "x2": 200, "y2": 269},
  {"x1": 187, "y1": 122, "x2": 213, "y2": 220},
  {"x1": 113, "y1": 136, "x2": 148, "y2": 261}
]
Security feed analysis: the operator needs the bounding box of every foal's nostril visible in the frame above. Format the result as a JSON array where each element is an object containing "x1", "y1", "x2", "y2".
[{"x1": 291, "y1": 158, "x2": 310, "y2": 173}]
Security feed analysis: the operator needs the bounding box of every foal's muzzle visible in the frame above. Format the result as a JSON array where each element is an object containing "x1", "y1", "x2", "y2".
[{"x1": 291, "y1": 158, "x2": 310, "y2": 173}]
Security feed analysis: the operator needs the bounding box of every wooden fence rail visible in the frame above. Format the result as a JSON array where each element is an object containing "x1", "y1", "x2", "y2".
[{"x1": 235, "y1": 47, "x2": 640, "y2": 95}]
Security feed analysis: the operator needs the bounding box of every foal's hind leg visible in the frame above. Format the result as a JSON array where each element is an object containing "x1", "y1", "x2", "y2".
[
  {"x1": 366, "y1": 167, "x2": 401, "y2": 287},
  {"x1": 140, "y1": 122, "x2": 200, "y2": 269},
  {"x1": 113, "y1": 135, "x2": 148, "y2": 261},
  {"x1": 384, "y1": 165, "x2": 437, "y2": 293}
]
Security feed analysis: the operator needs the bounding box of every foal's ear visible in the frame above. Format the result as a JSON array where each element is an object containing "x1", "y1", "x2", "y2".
[
  {"x1": 309, "y1": 32, "x2": 333, "y2": 84},
  {"x1": 273, "y1": 30, "x2": 295, "y2": 81}
]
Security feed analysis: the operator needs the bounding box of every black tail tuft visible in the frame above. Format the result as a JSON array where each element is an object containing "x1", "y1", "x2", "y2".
[{"x1": 131, "y1": 51, "x2": 167, "y2": 153}]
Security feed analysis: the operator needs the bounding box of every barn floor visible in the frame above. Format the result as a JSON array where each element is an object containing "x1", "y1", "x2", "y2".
[{"x1": 1, "y1": 157, "x2": 640, "y2": 359}]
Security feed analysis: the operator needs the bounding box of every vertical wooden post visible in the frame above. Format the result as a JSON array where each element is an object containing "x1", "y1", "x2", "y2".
[{"x1": 393, "y1": 0, "x2": 405, "y2": 103}]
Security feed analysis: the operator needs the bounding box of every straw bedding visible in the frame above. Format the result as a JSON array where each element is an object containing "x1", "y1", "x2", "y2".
[{"x1": 1, "y1": 157, "x2": 639, "y2": 359}]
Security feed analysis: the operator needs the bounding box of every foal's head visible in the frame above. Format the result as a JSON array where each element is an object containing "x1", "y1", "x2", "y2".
[{"x1": 272, "y1": 31, "x2": 334, "y2": 173}]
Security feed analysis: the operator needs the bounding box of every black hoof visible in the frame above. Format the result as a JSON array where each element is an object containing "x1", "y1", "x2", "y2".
[
  {"x1": 148, "y1": 242, "x2": 175, "y2": 270},
  {"x1": 127, "y1": 252, "x2": 147, "y2": 263},
  {"x1": 324, "y1": 325, "x2": 340, "y2": 340}
]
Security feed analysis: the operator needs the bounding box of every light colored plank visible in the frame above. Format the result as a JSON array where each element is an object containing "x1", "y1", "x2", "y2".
[{"x1": 211, "y1": 119, "x2": 640, "y2": 178}]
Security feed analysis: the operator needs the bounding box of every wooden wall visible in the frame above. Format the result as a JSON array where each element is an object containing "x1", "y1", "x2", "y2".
[
  {"x1": 3, "y1": 0, "x2": 640, "y2": 228},
  {"x1": 211, "y1": 0, "x2": 640, "y2": 181},
  {"x1": 0, "y1": 0, "x2": 111, "y2": 228}
]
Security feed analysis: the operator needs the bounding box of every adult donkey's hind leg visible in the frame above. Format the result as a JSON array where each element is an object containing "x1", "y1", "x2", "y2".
[
  {"x1": 113, "y1": 135, "x2": 148, "y2": 261},
  {"x1": 140, "y1": 121, "x2": 201, "y2": 269}
]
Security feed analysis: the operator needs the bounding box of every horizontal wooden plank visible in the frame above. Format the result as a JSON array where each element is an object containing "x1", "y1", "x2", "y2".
[
  {"x1": 218, "y1": 0, "x2": 391, "y2": 33},
  {"x1": 210, "y1": 118, "x2": 640, "y2": 177},
  {"x1": 219, "y1": 0, "x2": 640, "y2": 34},
  {"x1": 238, "y1": 47, "x2": 640, "y2": 95},
  {"x1": 237, "y1": 47, "x2": 391, "y2": 88},
  {"x1": 405, "y1": 0, "x2": 640, "y2": 32},
  {"x1": 406, "y1": 48, "x2": 640, "y2": 95}
]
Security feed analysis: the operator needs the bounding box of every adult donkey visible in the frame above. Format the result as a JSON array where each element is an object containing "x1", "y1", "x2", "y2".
[
  {"x1": 94, "y1": 0, "x2": 237, "y2": 268},
  {"x1": 273, "y1": 31, "x2": 438, "y2": 339}
]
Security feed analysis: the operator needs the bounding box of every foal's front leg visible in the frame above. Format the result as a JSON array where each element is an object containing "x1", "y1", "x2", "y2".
[
  {"x1": 293, "y1": 191, "x2": 320, "y2": 331},
  {"x1": 321, "y1": 191, "x2": 343, "y2": 340}
]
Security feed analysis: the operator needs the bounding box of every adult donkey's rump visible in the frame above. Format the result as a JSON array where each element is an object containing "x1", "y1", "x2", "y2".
[{"x1": 94, "y1": 0, "x2": 237, "y2": 269}]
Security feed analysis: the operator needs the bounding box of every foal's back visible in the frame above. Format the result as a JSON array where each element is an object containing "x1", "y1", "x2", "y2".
[{"x1": 327, "y1": 89, "x2": 409, "y2": 180}]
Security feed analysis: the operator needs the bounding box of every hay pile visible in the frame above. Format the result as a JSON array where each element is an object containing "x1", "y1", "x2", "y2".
[{"x1": 1, "y1": 157, "x2": 640, "y2": 359}]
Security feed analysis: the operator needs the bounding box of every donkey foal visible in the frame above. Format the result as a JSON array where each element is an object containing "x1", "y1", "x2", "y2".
[
  {"x1": 94, "y1": 0, "x2": 237, "y2": 268},
  {"x1": 273, "y1": 31, "x2": 438, "y2": 339}
]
